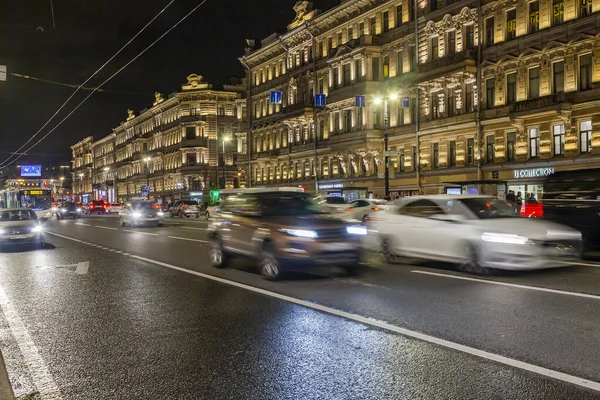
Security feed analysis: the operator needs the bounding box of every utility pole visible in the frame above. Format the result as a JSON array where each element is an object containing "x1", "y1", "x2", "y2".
[{"x1": 384, "y1": 98, "x2": 390, "y2": 198}]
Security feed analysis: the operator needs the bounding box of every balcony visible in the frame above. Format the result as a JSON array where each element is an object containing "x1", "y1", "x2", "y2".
[
  {"x1": 180, "y1": 115, "x2": 207, "y2": 124},
  {"x1": 418, "y1": 49, "x2": 476, "y2": 82},
  {"x1": 180, "y1": 137, "x2": 208, "y2": 149},
  {"x1": 327, "y1": 80, "x2": 381, "y2": 105},
  {"x1": 378, "y1": 24, "x2": 413, "y2": 46},
  {"x1": 281, "y1": 101, "x2": 314, "y2": 120},
  {"x1": 290, "y1": 142, "x2": 316, "y2": 153},
  {"x1": 508, "y1": 92, "x2": 574, "y2": 116},
  {"x1": 252, "y1": 112, "x2": 282, "y2": 127},
  {"x1": 250, "y1": 74, "x2": 289, "y2": 96}
]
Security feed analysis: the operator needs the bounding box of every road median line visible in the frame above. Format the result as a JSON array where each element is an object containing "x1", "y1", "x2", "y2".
[
  {"x1": 167, "y1": 236, "x2": 209, "y2": 243},
  {"x1": 45, "y1": 231, "x2": 600, "y2": 393}
]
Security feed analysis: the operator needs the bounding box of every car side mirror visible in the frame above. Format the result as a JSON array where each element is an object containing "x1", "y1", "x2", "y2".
[{"x1": 429, "y1": 213, "x2": 464, "y2": 223}]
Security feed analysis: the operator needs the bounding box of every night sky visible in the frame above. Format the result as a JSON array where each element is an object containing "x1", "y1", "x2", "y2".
[{"x1": 0, "y1": 0, "x2": 339, "y2": 165}]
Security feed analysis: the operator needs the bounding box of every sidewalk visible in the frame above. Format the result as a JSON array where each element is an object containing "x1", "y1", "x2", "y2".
[{"x1": 0, "y1": 351, "x2": 14, "y2": 400}]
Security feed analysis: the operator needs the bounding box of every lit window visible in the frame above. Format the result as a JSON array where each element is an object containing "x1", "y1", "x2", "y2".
[{"x1": 580, "y1": 120, "x2": 593, "y2": 152}]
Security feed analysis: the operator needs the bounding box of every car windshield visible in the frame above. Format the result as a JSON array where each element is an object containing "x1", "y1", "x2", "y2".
[
  {"x1": 317, "y1": 196, "x2": 345, "y2": 204},
  {"x1": 131, "y1": 202, "x2": 154, "y2": 211},
  {"x1": 64, "y1": 203, "x2": 77, "y2": 210},
  {"x1": 0, "y1": 210, "x2": 37, "y2": 221},
  {"x1": 260, "y1": 194, "x2": 328, "y2": 216},
  {"x1": 453, "y1": 198, "x2": 519, "y2": 219}
]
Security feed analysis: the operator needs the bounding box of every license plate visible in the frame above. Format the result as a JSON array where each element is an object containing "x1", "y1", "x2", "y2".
[
  {"x1": 9, "y1": 235, "x2": 28, "y2": 239},
  {"x1": 322, "y1": 242, "x2": 352, "y2": 251}
]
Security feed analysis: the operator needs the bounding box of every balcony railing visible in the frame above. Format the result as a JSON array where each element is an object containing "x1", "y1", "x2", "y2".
[
  {"x1": 180, "y1": 137, "x2": 208, "y2": 148},
  {"x1": 509, "y1": 92, "x2": 574, "y2": 113},
  {"x1": 419, "y1": 49, "x2": 475, "y2": 75}
]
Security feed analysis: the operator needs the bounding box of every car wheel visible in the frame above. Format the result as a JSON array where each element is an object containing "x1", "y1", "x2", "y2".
[
  {"x1": 259, "y1": 246, "x2": 283, "y2": 280},
  {"x1": 457, "y1": 242, "x2": 495, "y2": 275},
  {"x1": 362, "y1": 214, "x2": 369, "y2": 224},
  {"x1": 381, "y1": 236, "x2": 399, "y2": 264},
  {"x1": 209, "y1": 239, "x2": 228, "y2": 268}
]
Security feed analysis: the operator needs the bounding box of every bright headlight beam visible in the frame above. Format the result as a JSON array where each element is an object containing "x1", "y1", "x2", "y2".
[
  {"x1": 347, "y1": 226, "x2": 368, "y2": 235},
  {"x1": 481, "y1": 232, "x2": 528, "y2": 245},
  {"x1": 280, "y1": 229, "x2": 318, "y2": 238},
  {"x1": 31, "y1": 226, "x2": 43, "y2": 233},
  {"x1": 132, "y1": 212, "x2": 142, "y2": 219}
]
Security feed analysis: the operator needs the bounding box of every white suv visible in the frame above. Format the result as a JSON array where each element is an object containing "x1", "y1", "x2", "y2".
[{"x1": 365, "y1": 195, "x2": 582, "y2": 274}]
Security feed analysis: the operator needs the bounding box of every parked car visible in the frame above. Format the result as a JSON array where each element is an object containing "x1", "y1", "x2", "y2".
[
  {"x1": 0, "y1": 208, "x2": 45, "y2": 250},
  {"x1": 365, "y1": 195, "x2": 582, "y2": 274},
  {"x1": 208, "y1": 189, "x2": 365, "y2": 279},
  {"x1": 120, "y1": 201, "x2": 164, "y2": 227},
  {"x1": 205, "y1": 201, "x2": 222, "y2": 219},
  {"x1": 56, "y1": 203, "x2": 81, "y2": 219},
  {"x1": 89, "y1": 200, "x2": 108, "y2": 214},
  {"x1": 335, "y1": 199, "x2": 389, "y2": 223}
]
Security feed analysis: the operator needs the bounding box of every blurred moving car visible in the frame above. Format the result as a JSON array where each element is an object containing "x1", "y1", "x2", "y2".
[
  {"x1": 108, "y1": 203, "x2": 123, "y2": 214},
  {"x1": 120, "y1": 201, "x2": 164, "y2": 227},
  {"x1": 314, "y1": 195, "x2": 347, "y2": 212},
  {"x1": 205, "y1": 201, "x2": 222, "y2": 219},
  {"x1": 0, "y1": 209, "x2": 45, "y2": 249},
  {"x1": 543, "y1": 168, "x2": 600, "y2": 253},
  {"x1": 56, "y1": 203, "x2": 81, "y2": 219},
  {"x1": 336, "y1": 199, "x2": 389, "y2": 223},
  {"x1": 366, "y1": 195, "x2": 582, "y2": 274},
  {"x1": 208, "y1": 189, "x2": 365, "y2": 279},
  {"x1": 89, "y1": 200, "x2": 108, "y2": 215},
  {"x1": 181, "y1": 202, "x2": 201, "y2": 218}
]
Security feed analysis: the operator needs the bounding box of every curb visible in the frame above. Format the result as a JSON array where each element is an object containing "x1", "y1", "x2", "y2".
[{"x1": 0, "y1": 350, "x2": 15, "y2": 400}]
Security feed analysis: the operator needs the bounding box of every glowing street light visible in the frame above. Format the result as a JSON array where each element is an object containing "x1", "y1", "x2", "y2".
[{"x1": 375, "y1": 94, "x2": 400, "y2": 199}]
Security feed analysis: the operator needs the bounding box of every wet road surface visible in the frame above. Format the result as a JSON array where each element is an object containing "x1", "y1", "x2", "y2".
[{"x1": 0, "y1": 214, "x2": 599, "y2": 399}]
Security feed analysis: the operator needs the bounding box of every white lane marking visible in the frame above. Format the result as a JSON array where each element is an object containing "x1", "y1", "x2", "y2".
[
  {"x1": 167, "y1": 236, "x2": 209, "y2": 243},
  {"x1": 95, "y1": 226, "x2": 117, "y2": 231},
  {"x1": 123, "y1": 230, "x2": 158, "y2": 236},
  {"x1": 180, "y1": 227, "x2": 208, "y2": 231},
  {"x1": 74, "y1": 223, "x2": 91, "y2": 227},
  {"x1": 36, "y1": 261, "x2": 89, "y2": 275},
  {"x1": 565, "y1": 261, "x2": 600, "y2": 269},
  {"x1": 0, "y1": 284, "x2": 63, "y2": 399},
  {"x1": 411, "y1": 270, "x2": 600, "y2": 300},
  {"x1": 45, "y1": 231, "x2": 600, "y2": 393}
]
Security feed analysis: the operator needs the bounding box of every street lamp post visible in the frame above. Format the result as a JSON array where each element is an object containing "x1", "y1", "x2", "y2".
[
  {"x1": 374, "y1": 94, "x2": 398, "y2": 199},
  {"x1": 222, "y1": 137, "x2": 230, "y2": 189},
  {"x1": 103, "y1": 167, "x2": 110, "y2": 202},
  {"x1": 144, "y1": 157, "x2": 151, "y2": 200},
  {"x1": 79, "y1": 173, "x2": 84, "y2": 202}
]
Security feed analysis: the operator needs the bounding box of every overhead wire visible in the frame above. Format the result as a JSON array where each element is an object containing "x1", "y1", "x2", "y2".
[
  {"x1": 10, "y1": 73, "x2": 153, "y2": 96},
  {"x1": 0, "y1": 0, "x2": 177, "y2": 168},
  {"x1": 0, "y1": 0, "x2": 211, "y2": 168}
]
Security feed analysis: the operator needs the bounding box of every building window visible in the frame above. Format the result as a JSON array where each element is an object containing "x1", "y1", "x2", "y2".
[
  {"x1": 529, "y1": 127, "x2": 540, "y2": 158},
  {"x1": 408, "y1": 45, "x2": 416, "y2": 71},
  {"x1": 383, "y1": 55, "x2": 390, "y2": 78},
  {"x1": 399, "y1": 149, "x2": 405, "y2": 172},
  {"x1": 433, "y1": 143, "x2": 439, "y2": 168},
  {"x1": 217, "y1": 107, "x2": 225, "y2": 116},
  {"x1": 337, "y1": 32, "x2": 343, "y2": 47},
  {"x1": 485, "y1": 17, "x2": 495, "y2": 46},
  {"x1": 343, "y1": 110, "x2": 352, "y2": 132},
  {"x1": 447, "y1": 88, "x2": 455, "y2": 116},
  {"x1": 397, "y1": 50, "x2": 404, "y2": 74},
  {"x1": 333, "y1": 67, "x2": 339, "y2": 88},
  {"x1": 334, "y1": 112, "x2": 340, "y2": 133},
  {"x1": 383, "y1": 11, "x2": 389, "y2": 32},
  {"x1": 465, "y1": 24, "x2": 475, "y2": 50},
  {"x1": 553, "y1": 0, "x2": 564, "y2": 25},
  {"x1": 526, "y1": 1, "x2": 539, "y2": 33},
  {"x1": 357, "y1": 107, "x2": 364, "y2": 128},
  {"x1": 528, "y1": 67, "x2": 540, "y2": 99},
  {"x1": 581, "y1": 0, "x2": 593, "y2": 16},
  {"x1": 553, "y1": 124, "x2": 565, "y2": 155},
  {"x1": 370, "y1": 17, "x2": 376, "y2": 35},
  {"x1": 432, "y1": 95, "x2": 440, "y2": 119},
  {"x1": 506, "y1": 72, "x2": 517, "y2": 104},
  {"x1": 431, "y1": 37, "x2": 439, "y2": 60},
  {"x1": 446, "y1": 30, "x2": 456, "y2": 55},
  {"x1": 359, "y1": 22, "x2": 365, "y2": 36},
  {"x1": 486, "y1": 135, "x2": 495, "y2": 162},
  {"x1": 449, "y1": 140, "x2": 456, "y2": 166},
  {"x1": 486, "y1": 78, "x2": 496, "y2": 108},
  {"x1": 348, "y1": 27, "x2": 353, "y2": 40},
  {"x1": 396, "y1": 5, "x2": 403, "y2": 25},
  {"x1": 580, "y1": 120, "x2": 593, "y2": 152},
  {"x1": 185, "y1": 127, "x2": 195, "y2": 140},
  {"x1": 431, "y1": 0, "x2": 438, "y2": 11},
  {"x1": 466, "y1": 83, "x2": 474, "y2": 112},
  {"x1": 372, "y1": 57, "x2": 380, "y2": 80},
  {"x1": 507, "y1": 132, "x2": 516, "y2": 161},
  {"x1": 356, "y1": 58, "x2": 363, "y2": 81},
  {"x1": 343, "y1": 63, "x2": 351, "y2": 85},
  {"x1": 580, "y1": 54, "x2": 593, "y2": 90},
  {"x1": 467, "y1": 138, "x2": 475, "y2": 165},
  {"x1": 553, "y1": 61, "x2": 565, "y2": 93},
  {"x1": 397, "y1": 101, "x2": 404, "y2": 126},
  {"x1": 412, "y1": 146, "x2": 418, "y2": 169},
  {"x1": 506, "y1": 9, "x2": 517, "y2": 40}
]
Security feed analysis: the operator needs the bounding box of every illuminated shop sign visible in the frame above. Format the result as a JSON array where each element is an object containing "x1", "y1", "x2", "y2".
[
  {"x1": 318, "y1": 183, "x2": 344, "y2": 190},
  {"x1": 513, "y1": 168, "x2": 555, "y2": 179},
  {"x1": 189, "y1": 192, "x2": 203, "y2": 197}
]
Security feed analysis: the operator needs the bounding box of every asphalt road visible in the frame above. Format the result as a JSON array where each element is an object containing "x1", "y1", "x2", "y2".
[{"x1": 0, "y1": 214, "x2": 599, "y2": 399}]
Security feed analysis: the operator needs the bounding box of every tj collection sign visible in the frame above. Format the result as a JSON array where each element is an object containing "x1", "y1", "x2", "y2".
[{"x1": 513, "y1": 168, "x2": 555, "y2": 179}]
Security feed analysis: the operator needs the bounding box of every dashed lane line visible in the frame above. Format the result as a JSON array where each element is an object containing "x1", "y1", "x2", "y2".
[
  {"x1": 123, "y1": 230, "x2": 158, "y2": 236},
  {"x1": 74, "y1": 223, "x2": 91, "y2": 226},
  {"x1": 411, "y1": 270, "x2": 600, "y2": 300},
  {"x1": 180, "y1": 227, "x2": 208, "y2": 231},
  {"x1": 167, "y1": 236, "x2": 209, "y2": 243},
  {"x1": 94, "y1": 226, "x2": 117, "y2": 231},
  {"x1": 565, "y1": 261, "x2": 600, "y2": 269},
  {"x1": 45, "y1": 231, "x2": 600, "y2": 393}
]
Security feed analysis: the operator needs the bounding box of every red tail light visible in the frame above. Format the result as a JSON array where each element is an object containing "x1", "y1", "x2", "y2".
[{"x1": 364, "y1": 216, "x2": 383, "y2": 222}]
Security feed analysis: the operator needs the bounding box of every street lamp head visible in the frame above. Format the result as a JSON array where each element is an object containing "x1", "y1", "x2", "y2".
[
  {"x1": 103, "y1": 167, "x2": 110, "y2": 171},
  {"x1": 374, "y1": 97, "x2": 383, "y2": 105},
  {"x1": 389, "y1": 94, "x2": 399, "y2": 101},
  {"x1": 223, "y1": 137, "x2": 231, "y2": 142},
  {"x1": 60, "y1": 177, "x2": 65, "y2": 181},
  {"x1": 79, "y1": 173, "x2": 84, "y2": 178},
  {"x1": 144, "y1": 157, "x2": 151, "y2": 162}
]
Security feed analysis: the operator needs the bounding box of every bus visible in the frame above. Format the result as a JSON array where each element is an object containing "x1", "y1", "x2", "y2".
[{"x1": 1, "y1": 188, "x2": 53, "y2": 219}]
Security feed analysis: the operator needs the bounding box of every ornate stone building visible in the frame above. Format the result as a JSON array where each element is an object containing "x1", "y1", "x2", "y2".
[
  {"x1": 72, "y1": 75, "x2": 246, "y2": 204},
  {"x1": 71, "y1": 136, "x2": 94, "y2": 202},
  {"x1": 239, "y1": 0, "x2": 600, "y2": 200}
]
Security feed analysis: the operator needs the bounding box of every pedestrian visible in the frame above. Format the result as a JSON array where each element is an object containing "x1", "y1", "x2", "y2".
[{"x1": 506, "y1": 190, "x2": 516, "y2": 203}]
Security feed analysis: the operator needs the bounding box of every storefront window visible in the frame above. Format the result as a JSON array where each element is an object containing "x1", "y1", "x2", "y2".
[{"x1": 580, "y1": 120, "x2": 592, "y2": 153}]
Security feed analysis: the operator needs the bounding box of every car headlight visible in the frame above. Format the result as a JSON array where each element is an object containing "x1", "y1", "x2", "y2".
[
  {"x1": 132, "y1": 212, "x2": 142, "y2": 219},
  {"x1": 280, "y1": 229, "x2": 318, "y2": 238},
  {"x1": 157, "y1": 211, "x2": 164, "y2": 217},
  {"x1": 347, "y1": 226, "x2": 367, "y2": 235},
  {"x1": 60, "y1": 208, "x2": 66, "y2": 212},
  {"x1": 31, "y1": 226, "x2": 43, "y2": 233},
  {"x1": 0, "y1": 229, "x2": 4, "y2": 235},
  {"x1": 76, "y1": 208, "x2": 81, "y2": 213},
  {"x1": 481, "y1": 232, "x2": 530, "y2": 245}
]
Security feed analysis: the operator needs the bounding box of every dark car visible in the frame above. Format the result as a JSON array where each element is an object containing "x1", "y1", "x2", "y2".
[
  {"x1": 89, "y1": 200, "x2": 108, "y2": 214},
  {"x1": 56, "y1": 203, "x2": 81, "y2": 219},
  {"x1": 0, "y1": 209, "x2": 45, "y2": 250},
  {"x1": 543, "y1": 169, "x2": 600, "y2": 253}
]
